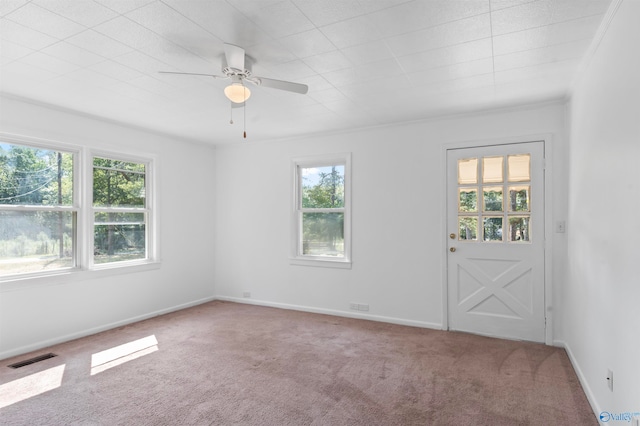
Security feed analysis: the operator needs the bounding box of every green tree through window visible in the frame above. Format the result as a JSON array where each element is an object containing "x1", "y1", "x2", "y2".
[
  {"x1": 92, "y1": 157, "x2": 147, "y2": 264},
  {"x1": 293, "y1": 154, "x2": 351, "y2": 265},
  {"x1": 301, "y1": 165, "x2": 344, "y2": 256},
  {"x1": 0, "y1": 142, "x2": 75, "y2": 275}
]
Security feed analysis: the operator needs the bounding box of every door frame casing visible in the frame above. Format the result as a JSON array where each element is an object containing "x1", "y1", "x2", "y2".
[{"x1": 441, "y1": 134, "x2": 554, "y2": 345}]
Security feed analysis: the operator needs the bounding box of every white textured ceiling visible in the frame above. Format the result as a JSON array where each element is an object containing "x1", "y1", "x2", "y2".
[{"x1": 0, "y1": 0, "x2": 613, "y2": 144}]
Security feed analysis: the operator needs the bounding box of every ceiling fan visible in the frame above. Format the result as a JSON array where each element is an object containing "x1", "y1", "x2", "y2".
[{"x1": 159, "y1": 43, "x2": 309, "y2": 105}]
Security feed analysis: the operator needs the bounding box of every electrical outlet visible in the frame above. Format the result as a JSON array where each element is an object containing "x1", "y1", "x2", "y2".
[
  {"x1": 242, "y1": 292, "x2": 251, "y2": 298},
  {"x1": 349, "y1": 303, "x2": 370, "y2": 311},
  {"x1": 606, "y1": 369, "x2": 613, "y2": 391}
]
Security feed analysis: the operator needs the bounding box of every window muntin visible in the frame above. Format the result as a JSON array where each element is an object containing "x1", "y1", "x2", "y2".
[
  {"x1": 92, "y1": 157, "x2": 148, "y2": 265},
  {"x1": 293, "y1": 154, "x2": 351, "y2": 265},
  {"x1": 0, "y1": 142, "x2": 76, "y2": 276}
]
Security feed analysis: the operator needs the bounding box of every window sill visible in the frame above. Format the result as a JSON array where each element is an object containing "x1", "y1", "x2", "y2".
[
  {"x1": 0, "y1": 261, "x2": 161, "y2": 292},
  {"x1": 289, "y1": 257, "x2": 352, "y2": 269}
]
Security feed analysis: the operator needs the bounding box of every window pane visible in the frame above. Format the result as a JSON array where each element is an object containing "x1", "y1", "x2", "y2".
[
  {"x1": 302, "y1": 212, "x2": 344, "y2": 257},
  {"x1": 458, "y1": 158, "x2": 478, "y2": 184},
  {"x1": 508, "y1": 154, "x2": 530, "y2": 182},
  {"x1": 509, "y1": 186, "x2": 530, "y2": 212},
  {"x1": 0, "y1": 142, "x2": 73, "y2": 206},
  {"x1": 94, "y1": 219, "x2": 146, "y2": 264},
  {"x1": 93, "y1": 157, "x2": 145, "y2": 173},
  {"x1": 508, "y1": 216, "x2": 531, "y2": 242},
  {"x1": 458, "y1": 217, "x2": 478, "y2": 241},
  {"x1": 482, "y1": 156, "x2": 503, "y2": 183},
  {"x1": 95, "y1": 212, "x2": 145, "y2": 224},
  {"x1": 301, "y1": 165, "x2": 344, "y2": 208},
  {"x1": 483, "y1": 217, "x2": 503, "y2": 242},
  {"x1": 93, "y1": 158, "x2": 145, "y2": 208},
  {"x1": 483, "y1": 186, "x2": 503, "y2": 212},
  {"x1": 0, "y1": 210, "x2": 75, "y2": 276},
  {"x1": 458, "y1": 188, "x2": 477, "y2": 212}
]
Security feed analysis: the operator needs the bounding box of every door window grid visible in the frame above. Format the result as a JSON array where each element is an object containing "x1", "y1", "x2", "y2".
[{"x1": 457, "y1": 154, "x2": 531, "y2": 243}]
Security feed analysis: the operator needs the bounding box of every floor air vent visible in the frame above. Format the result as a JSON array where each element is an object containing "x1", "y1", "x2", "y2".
[{"x1": 8, "y1": 353, "x2": 57, "y2": 369}]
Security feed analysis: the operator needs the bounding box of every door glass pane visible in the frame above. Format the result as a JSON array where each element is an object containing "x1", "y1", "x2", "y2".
[
  {"x1": 302, "y1": 212, "x2": 344, "y2": 257},
  {"x1": 483, "y1": 186, "x2": 503, "y2": 212},
  {"x1": 482, "y1": 156, "x2": 503, "y2": 183},
  {"x1": 508, "y1": 154, "x2": 530, "y2": 182},
  {"x1": 508, "y1": 216, "x2": 531, "y2": 242},
  {"x1": 458, "y1": 217, "x2": 478, "y2": 241},
  {"x1": 458, "y1": 158, "x2": 477, "y2": 184},
  {"x1": 509, "y1": 186, "x2": 530, "y2": 212},
  {"x1": 483, "y1": 217, "x2": 503, "y2": 242},
  {"x1": 458, "y1": 188, "x2": 477, "y2": 212}
]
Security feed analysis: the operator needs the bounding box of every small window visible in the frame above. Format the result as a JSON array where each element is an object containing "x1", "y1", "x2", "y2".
[
  {"x1": 291, "y1": 154, "x2": 351, "y2": 268},
  {"x1": 0, "y1": 141, "x2": 76, "y2": 276},
  {"x1": 92, "y1": 156, "x2": 150, "y2": 266}
]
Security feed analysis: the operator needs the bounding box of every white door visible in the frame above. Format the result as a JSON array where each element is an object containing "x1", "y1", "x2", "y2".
[{"x1": 447, "y1": 141, "x2": 545, "y2": 342}]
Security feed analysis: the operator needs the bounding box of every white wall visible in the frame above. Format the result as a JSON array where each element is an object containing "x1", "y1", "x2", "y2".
[
  {"x1": 564, "y1": 0, "x2": 640, "y2": 417},
  {"x1": 214, "y1": 104, "x2": 568, "y2": 333},
  {"x1": 0, "y1": 96, "x2": 217, "y2": 359}
]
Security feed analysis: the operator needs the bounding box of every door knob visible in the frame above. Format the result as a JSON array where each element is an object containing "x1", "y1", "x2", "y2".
[
  {"x1": 449, "y1": 233, "x2": 456, "y2": 239},
  {"x1": 450, "y1": 247, "x2": 456, "y2": 252}
]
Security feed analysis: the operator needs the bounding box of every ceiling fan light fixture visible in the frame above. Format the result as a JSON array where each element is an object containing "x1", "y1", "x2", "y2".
[{"x1": 224, "y1": 83, "x2": 251, "y2": 103}]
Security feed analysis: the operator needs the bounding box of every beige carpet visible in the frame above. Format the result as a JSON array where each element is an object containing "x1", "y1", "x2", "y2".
[{"x1": 0, "y1": 301, "x2": 596, "y2": 425}]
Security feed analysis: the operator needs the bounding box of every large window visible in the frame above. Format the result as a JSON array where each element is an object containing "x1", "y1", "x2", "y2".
[
  {"x1": 0, "y1": 142, "x2": 76, "y2": 276},
  {"x1": 291, "y1": 153, "x2": 351, "y2": 268},
  {"x1": 0, "y1": 136, "x2": 155, "y2": 280}
]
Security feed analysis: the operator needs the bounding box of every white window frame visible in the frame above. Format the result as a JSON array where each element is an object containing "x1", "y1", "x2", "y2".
[
  {"x1": 290, "y1": 153, "x2": 351, "y2": 269},
  {"x1": 87, "y1": 150, "x2": 156, "y2": 270},
  {"x1": 0, "y1": 133, "x2": 159, "y2": 286},
  {"x1": 0, "y1": 134, "x2": 81, "y2": 276}
]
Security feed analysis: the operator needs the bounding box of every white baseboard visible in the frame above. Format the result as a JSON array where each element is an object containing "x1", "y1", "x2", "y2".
[
  {"x1": 1, "y1": 295, "x2": 444, "y2": 361},
  {"x1": 555, "y1": 339, "x2": 601, "y2": 421},
  {"x1": 0, "y1": 296, "x2": 216, "y2": 361},
  {"x1": 214, "y1": 295, "x2": 444, "y2": 330}
]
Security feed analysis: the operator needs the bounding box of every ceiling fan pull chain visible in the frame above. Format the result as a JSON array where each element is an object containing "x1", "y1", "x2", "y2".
[
  {"x1": 243, "y1": 85, "x2": 247, "y2": 139},
  {"x1": 229, "y1": 102, "x2": 234, "y2": 124}
]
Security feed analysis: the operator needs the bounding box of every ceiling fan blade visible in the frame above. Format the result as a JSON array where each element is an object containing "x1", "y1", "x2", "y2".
[
  {"x1": 252, "y1": 76, "x2": 308, "y2": 94},
  {"x1": 158, "y1": 71, "x2": 226, "y2": 79},
  {"x1": 223, "y1": 43, "x2": 245, "y2": 71}
]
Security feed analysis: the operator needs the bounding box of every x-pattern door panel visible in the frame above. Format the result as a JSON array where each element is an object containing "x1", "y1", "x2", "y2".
[
  {"x1": 456, "y1": 257, "x2": 533, "y2": 318},
  {"x1": 447, "y1": 142, "x2": 545, "y2": 342}
]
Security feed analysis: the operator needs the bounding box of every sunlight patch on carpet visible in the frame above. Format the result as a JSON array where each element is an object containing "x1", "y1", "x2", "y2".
[
  {"x1": 0, "y1": 364, "x2": 66, "y2": 408},
  {"x1": 91, "y1": 335, "x2": 158, "y2": 375}
]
